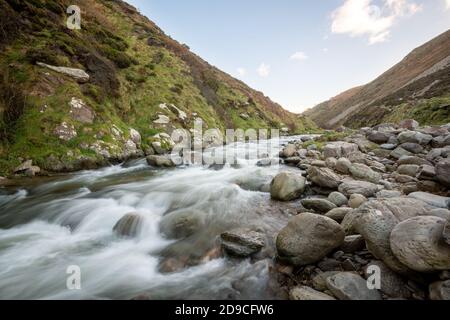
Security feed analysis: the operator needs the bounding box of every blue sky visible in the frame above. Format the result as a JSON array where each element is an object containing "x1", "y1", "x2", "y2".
[{"x1": 126, "y1": 0, "x2": 450, "y2": 113}]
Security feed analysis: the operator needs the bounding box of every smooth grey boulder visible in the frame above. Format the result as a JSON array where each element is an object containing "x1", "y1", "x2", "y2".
[
  {"x1": 400, "y1": 143, "x2": 423, "y2": 154},
  {"x1": 338, "y1": 179, "x2": 379, "y2": 197},
  {"x1": 429, "y1": 281, "x2": 450, "y2": 300},
  {"x1": 390, "y1": 216, "x2": 450, "y2": 272},
  {"x1": 289, "y1": 286, "x2": 336, "y2": 300},
  {"x1": 398, "y1": 130, "x2": 433, "y2": 145},
  {"x1": 368, "y1": 131, "x2": 390, "y2": 144},
  {"x1": 301, "y1": 198, "x2": 337, "y2": 214},
  {"x1": 147, "y1": 155, "x2": 175, "y2": 167},
  {"x1": 364, "y1": 261, "x2": 410, "y2": 298},
  {"x1": 325, "y1": 207, "x2": 353, "y2": 222},
  {"x1": 408, "y1": 192, "x2": 450, "y2": 209},
  {"x1": 307, "y1": 166, "x2": 342, "y2": 189},
  {"x1": 349, "y1": 163, "x2": 381, "y2": 183},
  {"x1": 270, "y1": 172, "x2": 306, "y2": 201},
  {"x1": 281, "y1": 144, "x2": 297, "y2": 158},
  {"x1": 397, "y1": 164, "x2": 420, "y2": 177},
  {"x1": 326, "y1": 272, "x2": 382, "y2": 300},
  {"x1": 436, "y1": 159, "x2": 450, "y2": 187},
  {"x1": 220, "y1": 228, "x2": 265, "y2": 257},
  {"x1": 390, "y1": 147, "x2": 413, "y2": 160},
  {"x1": 159, "y1": 209, "x2": 204, "y2": 239},
  {"x1": 335, "y1": 157, "x2": 352, "y2": 174},
  {"x1": 276, "y1": 213, "x2": 345, "y2": 266},
  {"x1": 328, "y1": 192, "x2": 348, "y2": 207}
]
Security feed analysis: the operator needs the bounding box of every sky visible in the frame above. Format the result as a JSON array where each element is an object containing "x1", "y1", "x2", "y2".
[{"x1": 125, "y1": 0, "x2": 450, "y2": 113}]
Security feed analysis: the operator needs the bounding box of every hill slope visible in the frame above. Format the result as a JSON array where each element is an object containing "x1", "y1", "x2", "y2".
[
  {"x1": 304, "y1": 29, "x2": 450, "y2": 129},
  {"x1": 0, "y1": 0, "x2": 316, "y2": 175}
]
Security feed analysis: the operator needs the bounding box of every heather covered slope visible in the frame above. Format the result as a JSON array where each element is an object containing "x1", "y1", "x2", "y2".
[
  {"x1": 304, "y1": 29, "x2": 450, "y2": 129},
  {"x1": 0, "y1": 0, "x2": 316, "y2": 175}
]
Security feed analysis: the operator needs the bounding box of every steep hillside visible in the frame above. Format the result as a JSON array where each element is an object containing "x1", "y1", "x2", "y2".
[
  {"x1": 0, "y1": 0, "x2": 316, "y2": 175},
  {"x1": 304, "y1": 29, "x2": 450, "y2": 129}
]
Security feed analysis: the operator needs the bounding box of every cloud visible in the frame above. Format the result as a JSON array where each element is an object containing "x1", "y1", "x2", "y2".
[
  {"x1": 237, "y1": 68, "x2": 247, "y2": 77},
  {"x1": 331, "y1": 0, "x2": 422, "y2": 44},
  {"x1": 446, "y1": 0, "x2": 450, "y2": 10},
  {"x1": 290, "y1": 51, "x2": 308, "y2": 61},
  {"x1": 322, "y1": 48, "x2": 329, "y2": 53},
  {"x1": 257, "y1": 63, "x2": 270, "y2": 77}
]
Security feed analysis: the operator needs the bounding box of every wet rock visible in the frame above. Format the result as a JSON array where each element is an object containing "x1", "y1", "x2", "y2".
[
  {"x1": 399, "y1": 119, "x2": 419, "y2": 130},
  {"x1": 220, "y1": 228, "x2": 265, "y2": 257},
  {"x1": 325, "y1": 207, "x2": 353, "y2": 222},
  {"x1": 276, "y1": 213, "x2": 345, "y2": 266},
  {"x1": 436, "y1": 159, "x2": 450, "y2": 187},
  {"x1": 270, "y1": 172, "x2": 306, "y2": 201},
  {"x1": 301, "y1": 198, "x2": 337, "y2": 214},
  {"x1": 400, "y1": 143, "x2": 423, "y2": 154},
  {"x1": 328, "y1": 192, "x2": 348, "y2": 207},
  {"x1": 338, "y1": 179, "x2": 379, "y2": 197},
  {"x1": 113, "y1": 213, "x2": 144, "y2": 237},
  {"x1": 312, "y1": 271, "x2": 340, "y2": 291},
  {"x1": 408, "y1": 192, "x2": 450, "y2": 209},
  {"x1": 341, "y1": 235, "x2": 366, "y2": 253},
  {"x1": 348, "y1": 194, "x2": 367, "y2": 209},
  {"x1": 397, "y1": 164, "x2": 420, "y2": 177},
  {"x1": 429, "y1": 281, "x2": 450, "y2": 300},
  {"x1": 390, "y1": 216, "x2": 450, "y2": 272},
  {"x1": 390, "y1": 147, "x2": 413, "y2": 160},
  {"x1": 281, "y1": 144, "x2": 297, "y2": 158},
  {"x1": 146, "y1": 155, "x2": 175, "y2": 167},
  {"x1": 349, "y1": 163, "x2": 381, "y2": 183},
  {"x1": 326, "y1": 272, "x2": 382, "y2": 300},
  {"x1": 289, "y1": 286, "x2": 336, "y2": 300},
  {"x1": 37, "y1": 62, "x2": 89, "y2": 83},
  {"x1": 364, "y1": 261, "x2": 410, "y2": 298},
  {"x1": 307, "y1": 166, "x2": 342, "y2": 189},
  {"x1": 335, "y1": 157, "x2": 352, "y2": 174},
  {"x1": 284, "y1": 157, "x2": 301, "y2": 165},
  {"x1": 160, "y1": 209, "x2": 204, "y2": 239},
  {"x1": 398, "y1": 131, "x2": 433, "y2": 145}
]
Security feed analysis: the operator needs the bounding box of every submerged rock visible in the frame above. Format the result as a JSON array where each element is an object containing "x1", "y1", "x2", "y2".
[
  {"x1": 146, "y1": 155, "x2": 175, "y2": 167},
  {"x1": 113, "y1": 213, "x2": 144, "y2": 237},
  {"x1": 159, "y1": 209, "x2": 204, "y2": 239},
  {"x1": 220, "y1": 228, "x2": 265, "y2": 257}
]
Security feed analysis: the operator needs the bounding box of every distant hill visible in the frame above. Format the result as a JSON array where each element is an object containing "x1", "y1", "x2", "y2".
[
  {"x1": 304, "y1": 29, "x2": 450, "y2": 129},
  {"x1": 0, "y1": 0, "x2": 316, "y2": 175}
]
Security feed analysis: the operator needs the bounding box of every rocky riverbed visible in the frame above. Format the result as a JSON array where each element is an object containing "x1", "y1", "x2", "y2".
[{"x1": 0, "y1": 120, "x2": 449, "y2": 300}]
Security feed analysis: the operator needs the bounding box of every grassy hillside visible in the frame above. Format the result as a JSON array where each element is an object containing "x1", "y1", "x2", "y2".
[
  {"x1": 304, "y1": 29, "x2": 450, "y2": 129},
  {"x1": 0, "y1": 0, "x2": 317, "y2": 176}
]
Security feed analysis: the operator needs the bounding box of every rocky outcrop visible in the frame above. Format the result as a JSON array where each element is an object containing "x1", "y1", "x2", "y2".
[{"x1": 37, "y1": 62, "x2": 90, "y2": 83}]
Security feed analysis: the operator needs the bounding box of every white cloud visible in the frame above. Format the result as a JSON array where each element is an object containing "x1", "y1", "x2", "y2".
[
  {"x1": 322, "y1": 48, "x2": 329, "y2": 53},
  {"x1": 290, "y1": 51, "x2": 308, "y2": 61},
  {"x1": 257, "y1": 63, "x2": 270, "y2": 77},
  {"x1": 237, "y1": 68, "x2": 247, "y2": 77},
  {"x1": 331, "y1": 0, "x2": 422, "y2": 44},
  {"x1": 446, "y1": 0, "x2": 450, "y2": 10}
]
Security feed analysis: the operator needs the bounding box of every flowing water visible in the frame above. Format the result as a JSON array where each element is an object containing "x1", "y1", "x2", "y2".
[{"x1": 0, "y1": 136, "x2": 312, "y2": 300}]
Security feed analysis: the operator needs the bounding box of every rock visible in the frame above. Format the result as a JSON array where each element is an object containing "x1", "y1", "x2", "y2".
[
  {"x1": 160, "y1": 209, "x2": 203, "y2": 239},
  {"x1": 146, "y1": 155, "x2": 175, "y2": 167},
  {"x1": 444, "y1": 218, "x2": 450, "y2": 245},
  {"x1": 220, "y1": 228, "x2": 265, "y2": 257},
  {"x1": 311, "y1": 160, "x2": 326, "y2": 167},
  {"x1": 365, "y1": 159, "x2": 386, "y2": 173},
  {"x1": 397, "y1": 156, "x2": 432, "y2": 166},
  {"x1": 24, "y1": 166, "x2": 41, "y2": 177},
  {"x1": 54, "y1": 122, "x2": 77, "y2": 141},
  {"x1": 36, "y1": 62, "x2": 89, "y2": 83},
  {"x1": 376, "y1": 190, "x2": 402, "y2": 198},
  {"x1": 408, "y1": 192, "x2": 450, "y2": 209},
  {"x1": 397, "y1": 164, "x2": 420, "y2": 177},
  {"x1": 390, "y1": 147, "x2": 413, "y2": 160},
  {"x1": 390, "y1": 216, "x2": 450, "y2": 272},
  {"x1": 69, "y1": 97, "x2": 95, "y2": 124},
  {"x1": 338, "y1": 179, "x2": 379, "y2": 197},
  {"x1": 380, "y1": 144, "x2": 397, "y2": 150},
  {"x1": 340, "y1": 235, "x2": 366, "y2": 253},
  {"x1": 429, "y1": 281, "x2": 450, "y2": 300},
  {"x1": 349, "y1": 163, "x2": 381, "y2": 183},
  {"x1": 307, "y1": 166, "x2": 342, "y2": 189},
  {"x1": 324, "y1": 142, "x2": 359, "y2": 159},
  {"x1": 335, "y1": 157, "x2": 352, "y2": 174},
  {"x1": 400, "y1": 143, "x2": 423, "y2": 154},
  {"x1": 270, "y1": 172, "x2": 306, "y2": 201},
  {"x1": 276, "y1": 213, "x2": 345, "y2": 266},
  {"x1": 348, "y1": 194, "x2": 367, "y2": 209},
  {"x1": 432, "y1": 135, "x2": 450, "y2": 148},
  {"x1": 373, "y1": 148, "x2": 392, "y2": 158},
  {"x1": 153, "y1": 114, "x2": 170, "y2": 124},
  {"x1": 328, "y1": 192, "x2": 348, "y2": 207},
  {"x1": 325, "y1": 207, "x2": 353, "y2": 222},
  {"x1": 325, "y1": 157, "x2": 337, "y2": 169},
  {"x1": 14, "y1": 160, "x2": 33, "y2": 173},
  {"x1": 289, "y1": 286, "x2": 336, "y2": 300},
  {"x1": 301, "y1": 198, "x2": 337, "y2": 214},
  {"x1": 129, "y1": 128, "x2": 141, "y2": 145},
  {"x1": 398, "y1": 131, "x2": 433, "y2": 145},
  {"x1": 364, "y1": 261, "x2": 410, "y2": 298},
  {"x1": 284, "y1": 157, "x2": 301, "y2": 165},
  {"x1": 416, "y1": 165, "x2": 436, "y2": 180},
  {"x1": 281, "y1": 144, "x2": 297, "y2": 158},
  {"x1": 436, "y1": 159, "x2": 450, "y2": 187},
  {"x1": 318, "y1": 258, "x2": 342, "y2": 271},
  {"x1": 399, "y1": 119, "x2": 419, "y2": 130},
  {"x1": 368, "y1": 131, "x2": 391, "y2": 144},
  {"x1": 394, "y1": 173, "x2": 417, "y2": 184},
  {"x1": 312, "y1": 271, "x2": 340, "y2": 291},
  {"x1": 113, "y1": 213, "x2": 144, "y2": 237},
  {"x1": 326, "y1": 272, "x2": 382, "y2": 300}
]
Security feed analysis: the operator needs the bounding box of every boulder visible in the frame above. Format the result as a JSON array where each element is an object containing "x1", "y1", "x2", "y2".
[
  {"x1": 326, "y1": 272, "x2": 382, "y2": 300},
  {"x1": 376, "y1": 190, "x2": 402, "y2": 198},
  {"x1": 390, "y1": 147, "x2": 412, "y2": 160},
  {"x1": 399, "y1": 119, "x2": 419, "y2": 130},
  {"x1": 129, "y1": 128, "x2": 141, "y2": 145},
  {"x1": 380, "y1": 144, "x2": 396, "y2": 150},
  {"x1": 54, "y1": 122, "x2": 77, "y2": 141},
  {"x1": 276, "y1": 213, "x2": 345, "y2": 266},
  {"x1": 408, "y1": 192, "x2": 450, "y2": 209},
  {"x1": 348, "y1": 194, "x2": 367, "y2": 209},
  {"x1": 398, "y1": 131, "x2": 433, "y2": 145},
  {"x1": 364, "y1": 261, "x2": 410, "y2": 298},
  {"x1": 368, "y1": 131, "x2": 390, "y2": 144},
  {"x1": 328, "y1": 192, "x2": 348, "y2": 207},
  {"x1": 325, "y1": 157, "x2": 337, "y2": 169},
  {"x1": 416, "y1": 165, "x2": 436, "y2": 180},
  {"x1": 289, "y1": 286, "x2": 336, "y2": 300},
  {"x1": 312, "y1": 271, "x2": 340, "y2": 291},
  {"x1": 69, "y1": 97, "x2": 95, "y2": 124},
  {"x1": 301, "y1": 198, "x2": 337, "y2": 214},
  {"x1": 429, "y1": 281, "x2": 450, "y2": 300},
  {"x1": 220, "y1": 228, "x2": 265, "y2": 257},
  {"x1": 113, "y1": 213, "x2": 144, "y2": 237},
  {"x1": 436, "y1": 159, "x2": 450, "y2": 187},
  {"x1": 270, "y1": 172, "x2": 306, "y2": 201},
  {"x1": 153, "y1": 114, "x2": 170, "y2": 124},
  {"x1": 37, "y1": 62, "x2": 89, "y2": 83},
  {"x1": 323, "y1": 142, "x2": 359, "y2": 159},
  {"x1": 281, "y1": 144, "x2": 297, "y2": 158},
  {"x1": 335, "y1": 157, "x2": 352, "y2": 174},
  {"x1": 444, "y1": 218, "x2": 450, "y2": 246},
  {"x1": 340, "y1": 235, "x2": 366, "y2": 253},
  {"x1": 400, "y1": 143, "x2": 423, "y2": 154},
  {"x1": 146, "y1": 155, "x2": 175, "y2": 167},
  {"x1": 338, "y1": 179, "x2": 379, "y2": 197},
  {"x1": 159, "y1": 209, "x2": 204, "y2": 239},
  {"x1": 325, "y1": 207, "x2": 353, "y2": 222},
  {"x1": 397, "y1": 164, "x2": 420, "y2": 177},
  {"x1": 307, "y1": 166, "x2": 342, "y2": 189},
  {"x1": 390, "y1": 216, "x2": 450, "y2": 272},
  {"x1": 431, "y1": 135, "x2": 450, "y2": 148},
  {"x1": 349, "y1": 163, "x2": 381, "y2": 183},
  {"x1": 284, "y1": 157, "x2": 301, "y2": 165},
  {"x1": 14, "y1": 160, "x2": 34, "y2": 173}
]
